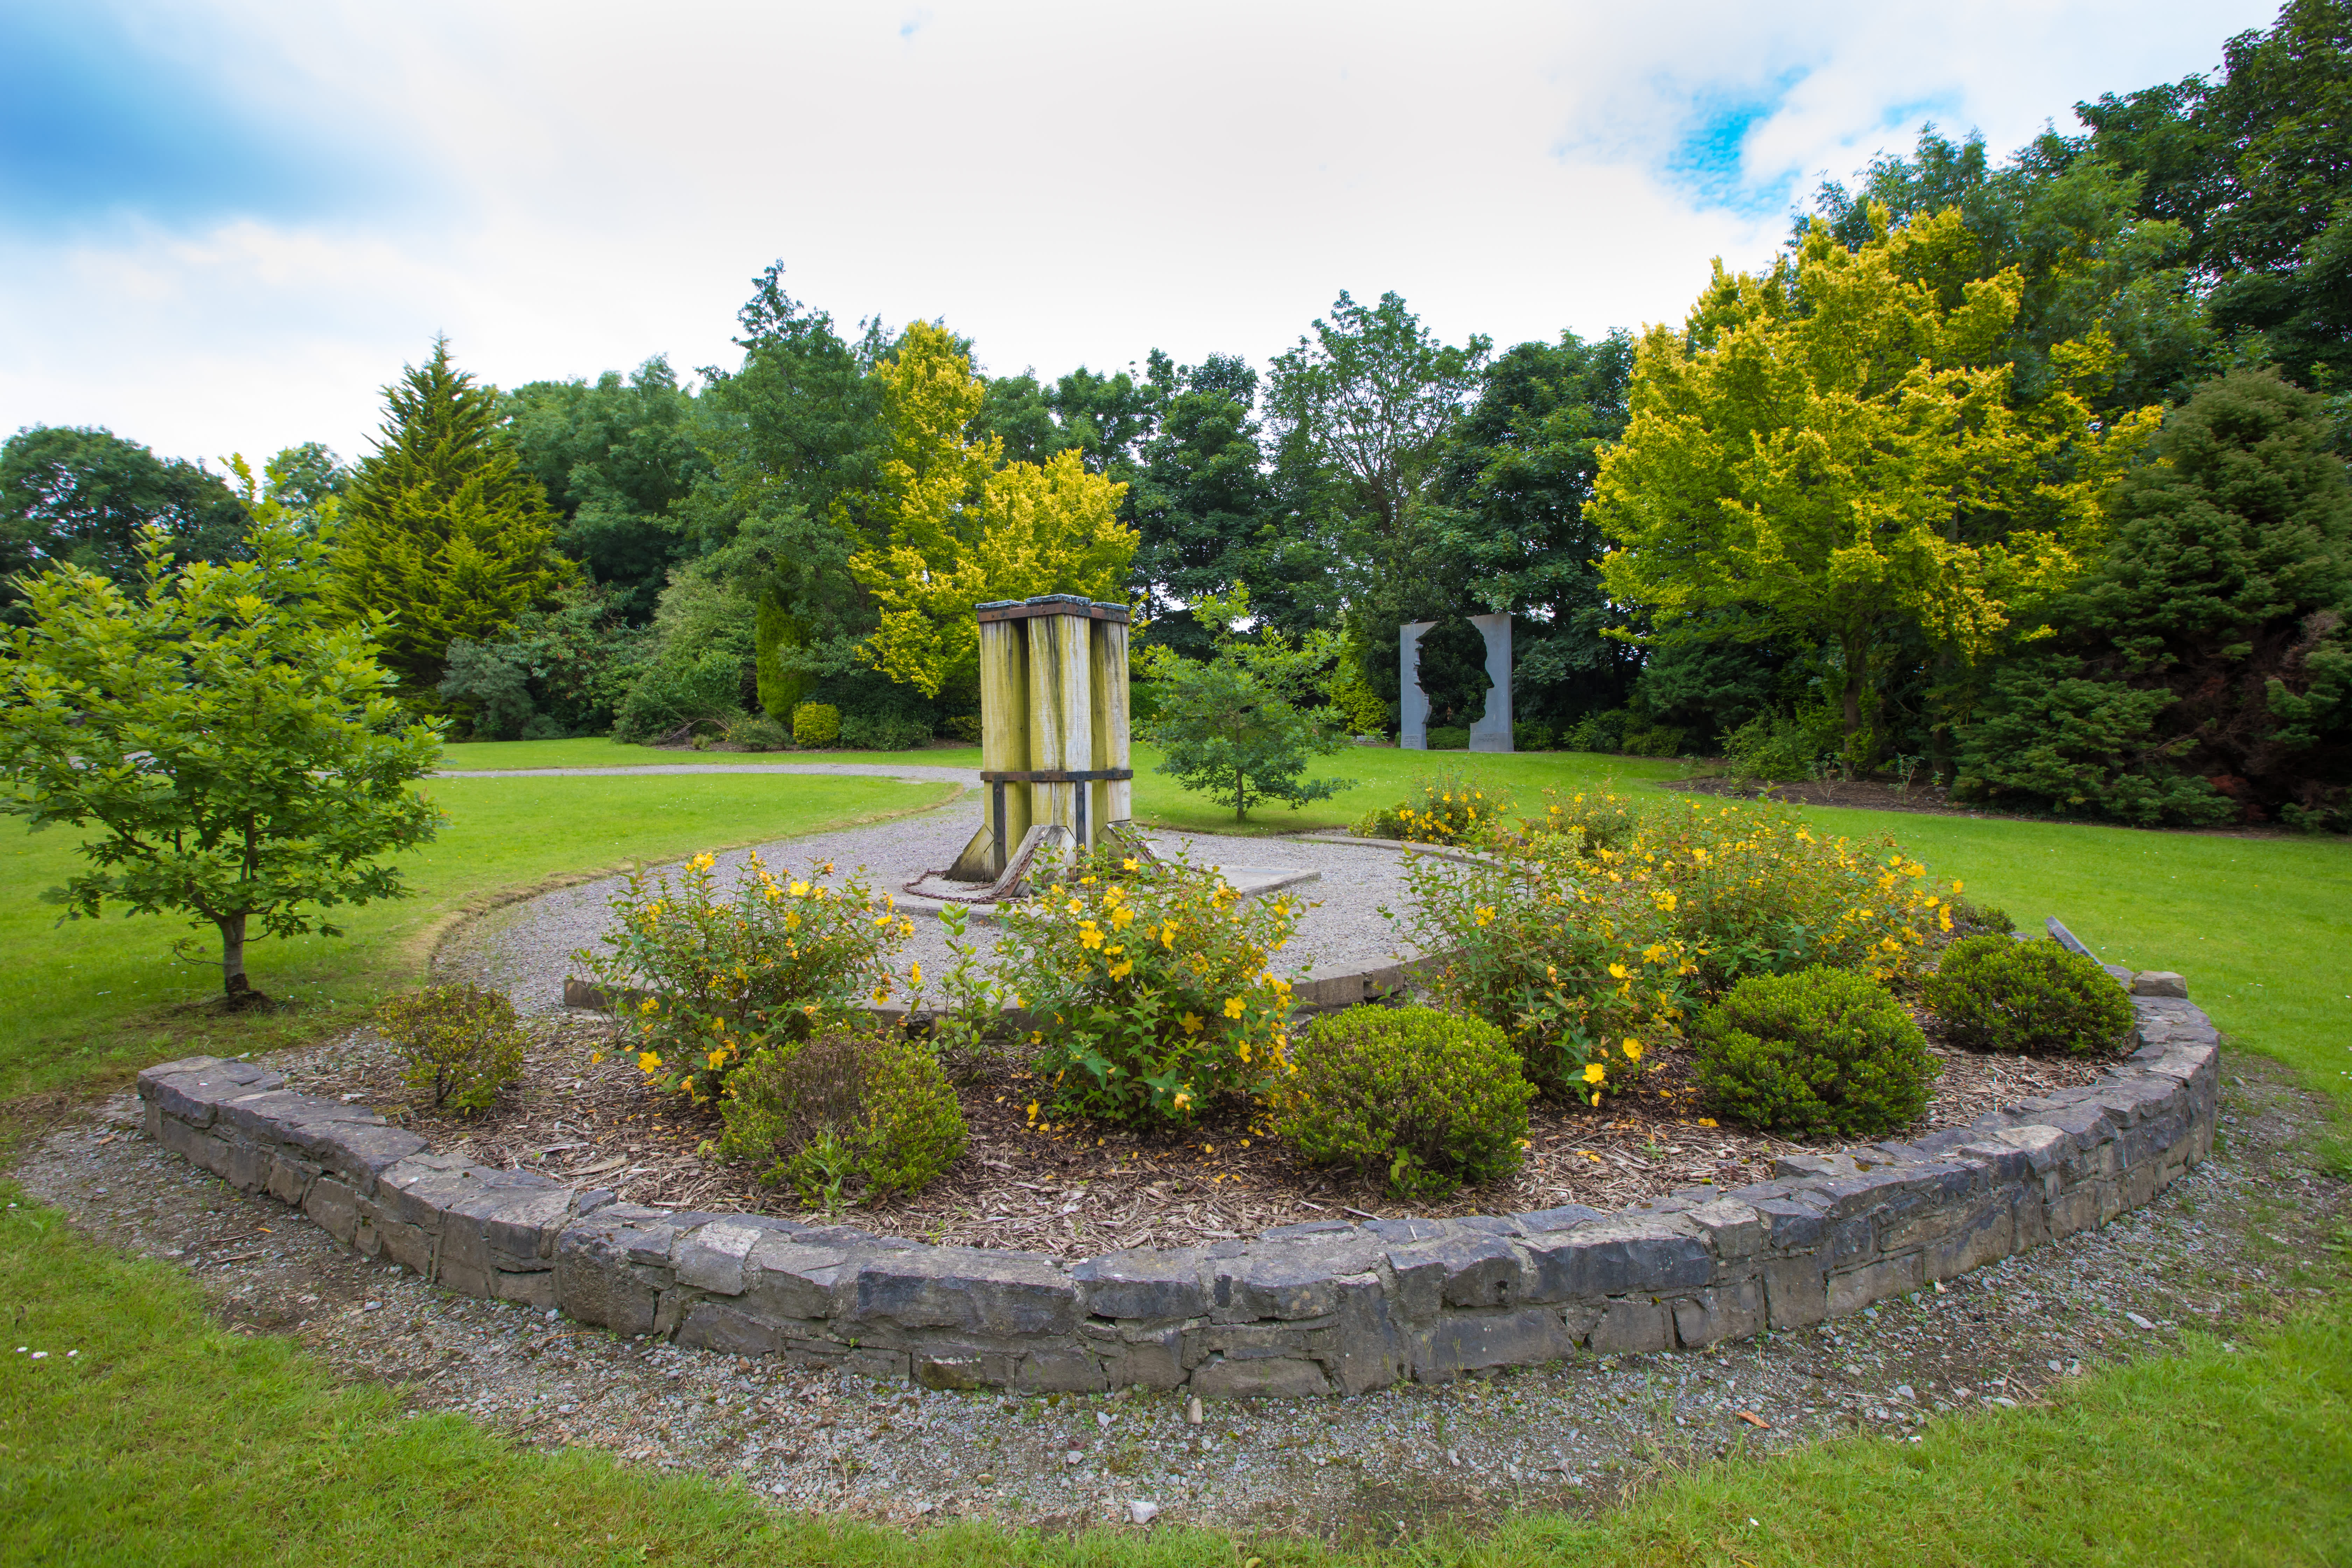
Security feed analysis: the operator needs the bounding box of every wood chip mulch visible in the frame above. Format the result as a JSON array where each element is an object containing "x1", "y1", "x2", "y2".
[{"x1": 275, "y1": 1007, "x2": 2115, "y2": 1261}]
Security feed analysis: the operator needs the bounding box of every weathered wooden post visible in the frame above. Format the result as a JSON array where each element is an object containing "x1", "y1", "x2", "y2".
[{"x1": 946, "y1": 594, "x2": 1134, "y2": 884}]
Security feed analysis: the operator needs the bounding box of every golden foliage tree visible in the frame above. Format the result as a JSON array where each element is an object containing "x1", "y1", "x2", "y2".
[
  {"x1": 849, "y1": 323, "x2": 1135, "y2": 699},
  {"x1": 1589, "y1": 208, "x2": 2162, "y2": 750}
]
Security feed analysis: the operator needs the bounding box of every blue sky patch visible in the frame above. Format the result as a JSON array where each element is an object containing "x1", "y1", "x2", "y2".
[
  {"x1": 1659, "y1": 70, "x2": 1812, "y2": 216},
  {"x1": 0, "y1": 3, "x2": 398, "y2": 231}
]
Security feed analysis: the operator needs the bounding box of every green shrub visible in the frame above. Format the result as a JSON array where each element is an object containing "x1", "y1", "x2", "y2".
[
  {"x1": 1267, "y1": 1006, "x2": 1534, "y2": 1197},
  {"x1": 1561, "y1": 708, "x2": 1629, "y2": 754},
  {"x1": 941, "y1": 714, "x2": 983, "y2": 744},
  {"x1": 374, "y1": 983, "x2": 527, "y2": 1113},
  {"x1": 578, "y1": 850, "x2": 909, "y2": 1106},
  {"x1": 790, "y1": 702, "x2": 840, "y2": 747},
  {"x1": 839, "y1": 710, "x2": 931, "y2": 750},
  {"x1": 612, "y1": 650, "x2": 744, "y2": 743},
  {"x1": 1923, "y1": 935, "x2": 2135, "y2": 1056},
  {"x1": 1692, "y1": 968, "x2": 1934, "y2": 1137},
  {"x1": 728, "y1": 715, "x2": 791, "y2": 752},
  {"x1": 718, "y1": 1028, "x2": 966, "y2": 1204},
  {"x1": 1622, "y1": 725, "x2": 1688, "y2": 757},
  {"x1": 999, "y1": 845, "x2": 1303, "y2": 1126},
  {"x1": 1426, "y1": 725, "x2": 1470, "y2": 750},
  {"x1": 1722, "y1": 712, "x2": 1824, "y2": 782},
  {"x1": 1944, "y1": 896, "x2": 2016, "y2": 941},
  {"x1": 1514, "y1": 721, "x2": 1555, "y2": 751}
]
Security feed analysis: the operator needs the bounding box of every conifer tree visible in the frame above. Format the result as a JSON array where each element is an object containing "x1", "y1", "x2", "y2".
[{"x1": 334, "y1": 338, "x2": 570, "y2": 695}]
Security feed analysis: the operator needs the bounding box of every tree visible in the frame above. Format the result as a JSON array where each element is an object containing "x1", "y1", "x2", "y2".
[
  {"x1": 0, "y1": 426, "x2": 250, "y2": 622},
  {"x1": 1956, "y1": 368, "x2": 2352, "y2": 826},
  {"x1": 1590, "y1": 208, "x2": 2163, "y2": 762},
  {"x1": 1412, "y1": 331, "x2": 1639, "y2": 728},
  {"x1": 333, "y1": 339, "x2": 572, "y2": 697},
  {"x1": 0, "y1": 520, "x2": 443, "y2": 1005},
  {"x1": 848, "y1": 322, "x2": 1136, "y2": 700},
  {"x1": 1130, "y1": 356, "x2": 1281, "y2": 660},
  {"x1": 1141, "y1": 584, "x2": 1354, "y2": 821},
  {"x1": 504, "y1": 357, "x2": 708, "y2": 623}
]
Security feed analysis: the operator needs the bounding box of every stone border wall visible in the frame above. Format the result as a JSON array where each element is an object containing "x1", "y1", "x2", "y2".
[{"x1": 138, "y1": 989, "x2": 2217, "y2": 1398}]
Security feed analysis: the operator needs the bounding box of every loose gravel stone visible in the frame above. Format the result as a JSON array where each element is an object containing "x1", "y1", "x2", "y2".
[{"x1": 15, "y1": 1057, "x2": 2340, "y2": 1539}]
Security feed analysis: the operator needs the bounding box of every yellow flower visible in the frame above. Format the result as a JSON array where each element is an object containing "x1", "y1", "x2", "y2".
[
  {"x1": 1697, "y1": 1117, "x2": 1718, "y2": 1128},
  {"x1": 1622, "y1": 1039, "x2": 1644, "y2": 1062},
  {"x1": 589, "y1": 1050, "x2": 604, "y2": 1065},
  {"x1": 1223, "y1": 996, "x2": 1245, "y2": 1019},
  {"x1": 1079, "y1": 924, "x2": 1106, "y2": 950},
  {"x1": 909, "y1": 961, "x2": 924, "y2": 986},
  {"x1": 1582, "y1": 1063, "x2": 1606, "y2": 1085},
  {"x1": 1109, "y1": 905, "x2": 1135, "y2": 930},
  {"x1": 1237, "y1": 1042, "x2": 1252, "y2": 1064},
  {"x1": 1122, "y1": 857, "x2": 1139, "y2": 871},
  {"x1": 638, "y1": 997, "x2": 659, "y2": 1015},
  {"x1": 1172, "y1": 1091, "x2": 1192, "y2": 1113},
  {"x1": 1026, "y1": 1101, "x2": 1039, "y2": 1121},
  {"x1": 1066, "y1": 897, "x2": 1085, "y2": 915},
  {"x1": 871, "y1": 987, "x2": 889, "y2": 1004},
  {"x1": 1607, "y1": 962, "x2": 1630, "y2": 980},
  {"x1": 690, "y1": 852, "x2": 716, "y2": 870},
  {"x1": 1160, "y1": 922, "x2": 1179, "y2": 948},
  {"x1": 1474, "y1": 905, "x2": 1496, "y2": 927},
  {"x1": 1653, "y1": 889, "x2": 1677, "y2": 912},
  {"x1": 1180, "y1": 1012, "x2": 1203, "y2": 1035},
  {"x1": 706, "y1": 1048, "x2": 728, "y2": 1069},
  {"x1": 789, "y1": 880, "x2": 810, "y2": 897},
  {"x1": 637, "y1": 1051, "x2": 662, "y2": 1073},
  {"x1": 1108, "y1": 959, "x2": 1134, "y2": 979}
]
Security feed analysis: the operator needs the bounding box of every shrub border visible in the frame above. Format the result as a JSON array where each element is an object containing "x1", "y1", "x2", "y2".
[{"x1": 138, "y1": 979, "x2": 2214, "y2": 1398}]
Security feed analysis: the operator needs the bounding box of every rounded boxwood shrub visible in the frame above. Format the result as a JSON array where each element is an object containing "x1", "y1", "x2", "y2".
[
  {"x1": 1692, "y1": 967, "x2": 1933, "y2": 1138},
  {"x1": 1923, "y1": 935, "x2": 2135, "y2": 1057},
  {"x1": 718, "y1": 1028, "x2": 965, "y2": 1205},
  {"x1": 790, "y1": 701, "x2": 841, "y2": 747},
  {"x1": 373, "y1": 982, "x2": 527, "y2": 1113},
  {"x1": 1267, "y1": 1005, "x2": 1534, "y2": 1197}
]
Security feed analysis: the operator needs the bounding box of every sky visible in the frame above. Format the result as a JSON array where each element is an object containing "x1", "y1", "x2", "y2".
[{"x1": 0, "y1": 0, "x2": 2281, "y2": 471}]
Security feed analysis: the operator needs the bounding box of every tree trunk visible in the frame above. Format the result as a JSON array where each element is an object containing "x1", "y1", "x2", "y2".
[
  {"x1": 220, "y1": 913, "x2": 265, "y2": 1010},
  {"x1": 1841, "y1": 635, "x2": 1867, "y2": 741}
]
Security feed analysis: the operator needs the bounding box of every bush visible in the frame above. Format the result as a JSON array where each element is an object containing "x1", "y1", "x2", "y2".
[
  {"x1": 1402, "y1": 791, "x2": 1957, "y2": 1096},
  {"x1": 941, "y1": 714, "x2": 983, "y2": 744},
  {"x1": 1266, "y1": 1006, "x2": 1534, "y2": 1197},
  {"x1": 1425, "y1": 725, "x2": 1470, "y2": 750},
  {"x1": 839, "y1": 710, "x2": 932, "y2": 751},
  {"x1": 1514, "y1": 721, "x2": 1555, "y2": 751},
  {"x1": 791, "y1": 702, "x2": 841, "y2": 747},
  {"x1": 614, "y1": 650, "x2": 744, "y2": 742},
  {"x1": 1944, "y1": 896, "x2": 2015, "y2": 941},
  {"x1": 1561, "y1": 709, "x2": 1628, "y2": 753},
  {"x1": 1352, "y1": 774, "x2": 1509, "y2": 845},
  {"x1": 1722, "y1": 712, "x2": 1825, "y2": 782},
  {"x1": 1692, "y1": 968, "x2": 1934, "y2": 1137},
  {"x1": 374, "y1": 983, "x2": 527, "y2": 1113},
  {"x1": 718, "y1": 1027, "x2": 965, "y2": 1205},
  {"x1": 578, "y1": 850, "x2": 910, "y2": 1106},
  {"x1": 729, "y1": 715, "x2": 791, "y2": 752},
  {"x1": 1923, "y1": 936, "x2": 2135, "y2": 1057},
  {"x1": 1621, "y1": 725, "x2": 1688, "y2": 757},
  {"x1": 998, "y1": 845, "x2": 1303, "y2": 1126}
]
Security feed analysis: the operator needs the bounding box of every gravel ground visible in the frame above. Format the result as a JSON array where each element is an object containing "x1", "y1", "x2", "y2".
[
  {"x1": 14, "y1": 1055, "x2": 2342, "y2": 1542},
  {"x1": 438, "y1": 790, "x2": 1428, "y2": 1013}
]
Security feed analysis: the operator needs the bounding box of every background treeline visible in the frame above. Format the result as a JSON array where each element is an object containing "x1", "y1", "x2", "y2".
[{"x1": 3, "y1": 0, "x2": 2346, "y2": 828}]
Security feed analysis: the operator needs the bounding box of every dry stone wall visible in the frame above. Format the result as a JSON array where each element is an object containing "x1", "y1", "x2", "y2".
[{"x1": 138, "y1": 988, "x2": 2218, "y2": 1398}]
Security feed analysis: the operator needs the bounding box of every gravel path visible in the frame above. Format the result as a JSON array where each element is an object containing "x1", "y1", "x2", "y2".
[
  {"x1": 16, "y1": 1056, "x2": 2341, "y2": 1540},
  {"x1": 438, "y1": 791, "x2": 1427, "y2": 1014}
]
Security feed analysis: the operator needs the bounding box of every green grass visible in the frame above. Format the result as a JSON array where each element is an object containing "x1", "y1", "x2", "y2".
[
  {"x1": 441, "y1": 735, "x2": 1684, "y2": 836},
  {"x1": 0, "y1": 773, "x2": 954, "y2": 1099},
  {"x1": 1, "y1": 1179, "x2": 2343, "y2": 1566}
]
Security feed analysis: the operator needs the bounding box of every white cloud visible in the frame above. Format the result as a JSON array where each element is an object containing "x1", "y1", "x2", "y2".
[{"x1": 0, "y1": 0, "x2": 2278, "y2": 465}]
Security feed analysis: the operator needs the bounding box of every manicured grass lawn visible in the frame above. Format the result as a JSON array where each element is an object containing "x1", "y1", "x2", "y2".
[
  {"x1": 2, "y1": 1179, "x2": 2342, "y2": 1566},
  {"x1": 0, "y1": 773, "x2": 953, "y2": 1099}
]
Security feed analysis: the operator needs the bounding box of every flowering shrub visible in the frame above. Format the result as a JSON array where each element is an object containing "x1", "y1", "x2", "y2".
[
  {"x1": 374, "y1": 982, "x2": 526, "y2": 1113},
  {"x1": 1266, "y1": 1005, "x2": 1534, "y2": 1197},
  {"x1": 1399, "y1": 791, "x2": 1959, "y2": 1104},
  {"x1": 1691, "y1": 967, "x2": 1934, "y2": 1136},
  {"x1": 1352, "y1": 774, "x2": 1508, "y2": 845},
  {"x1": 575, "y1": 850, "x2": 911, "y2": 1106},
  {"x1": 717, "y1": 1027, "x2": 965, "y2": 1205},
  {"x1": 996, "y1": 845, "x2": 1302, "y2": 1126},
  {"x1": 1923, "y1": 936, "x2": 2135, "y2": 1056}
]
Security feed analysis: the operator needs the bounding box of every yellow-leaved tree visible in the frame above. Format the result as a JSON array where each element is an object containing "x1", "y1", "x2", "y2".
[
  {"x1": 1589, "y1": 206, "x2": 2162, "y2": 756},
  {"x1": 849, "y1": 323, "x2": 1135, "y2": 699}
]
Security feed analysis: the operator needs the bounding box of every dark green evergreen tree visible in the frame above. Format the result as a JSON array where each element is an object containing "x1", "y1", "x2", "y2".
[
  {"x1": 0, "y1": 426, "x2": 250, "y2": 622},
  {"x1": 1956, "y1": 368, "x2": 2352, "y2": 826}
]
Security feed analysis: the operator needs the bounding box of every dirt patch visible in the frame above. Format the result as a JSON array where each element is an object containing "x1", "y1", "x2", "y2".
[
  {"x1": 270, "y1": 1009, "x2": 2116, "y2": 1257},
  {"x1": 12, "y1": 1054, "x2": 2342, "y2": 1537}
]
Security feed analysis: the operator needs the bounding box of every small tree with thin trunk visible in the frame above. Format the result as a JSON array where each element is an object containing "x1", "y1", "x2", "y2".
[
  {"x1": 0, "y1": 519, "x2": 443, "y2": 1007},
  {"x1": 1143, "y1": 583, "x2": 1355, "y2": 821}
]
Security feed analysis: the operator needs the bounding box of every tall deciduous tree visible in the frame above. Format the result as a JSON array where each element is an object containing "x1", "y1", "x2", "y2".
[
  {"x1": 1591, "y1": 208, "x2": 2163, "y2": 760},
  {"x1": 1957, "y1": 369, "x2": 2352, "y2": 826},
  {"x1": 334, "y1": 339, "x2": 572, "y2": 696},
  {"x1": 0, "y1": 521, "x2": 443, "y2": 1004},
  {"x1": 849, "y1": 323, "x2": 1135, "y2": 700},
  {"x1": 0, "y1": 426, "x2": 250, "y2": 622},
  {"x1": 1130, "y1": 355, "x2": 1281, "y2": 661}
]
